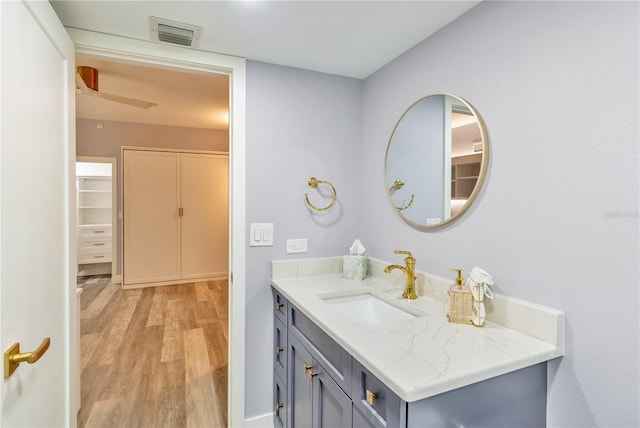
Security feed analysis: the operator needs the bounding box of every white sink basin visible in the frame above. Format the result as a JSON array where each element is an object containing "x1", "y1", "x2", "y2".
[{"x1": 320, "y1": 290, "x2": 420, "y2": 327}]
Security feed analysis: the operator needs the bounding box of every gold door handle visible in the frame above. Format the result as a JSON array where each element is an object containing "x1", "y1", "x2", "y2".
[
  {"x1": 366, "y1": 390, "x2": 378, "y2": 406},
  {"x1": 307, "y1": 370, "x2": 318, "y2": 380},
  {"x1": 275, "y1": 302, "x2": 284, "y2": 310},
  {"x1": 275, "y1": 346, "x2": 284, "y2": 353},
  {"x1": 4, "y1": 337, "x2": 51, "y2": 378},
  {"x1": 303, "y1": 364, "x2": 312, "y2": 373}
]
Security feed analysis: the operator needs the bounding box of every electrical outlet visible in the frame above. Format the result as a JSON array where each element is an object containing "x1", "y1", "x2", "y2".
[{"x1": 286, "y1": 238, "x2": 307, "y2": 254}]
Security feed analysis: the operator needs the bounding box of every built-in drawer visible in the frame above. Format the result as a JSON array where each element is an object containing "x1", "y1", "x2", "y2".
[
  {"x1": 79, "y1": 252, "x2": 112, "y2": 264},
  {"x1": 351, "y1": 359, "x2": 402, "y2": 428},
  {"x1": 273, "y1": 370, "x2": 287, "y2": 428},
  {"x1": 79, "y1": 237, "x2": 112, "y2": 251},
  {"x1": 78, "y1": 225, "x2": 112, "y2": 238},
  {"x1": 272, "y1": 288, "x2": 288, "y2": 324},
  {"x1": 288, "y1": 304, "x2": 351, "y2": 395},
  {"x1": 274, "y1": 315, "x2": 287, "y2": 383}
]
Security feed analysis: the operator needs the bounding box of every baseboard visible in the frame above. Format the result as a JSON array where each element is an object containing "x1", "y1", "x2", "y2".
[
  {"x1": 111, "y1": 274, "x2": 122, "y2": 284},
  {"x1": 244, "y1": 413, "x2": 273, "y2": 428}
]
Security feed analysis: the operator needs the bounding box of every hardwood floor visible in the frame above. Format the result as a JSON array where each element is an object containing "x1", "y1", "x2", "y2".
[{"x1": 78, "y1": 276, "x2": 228, "y2": 427}]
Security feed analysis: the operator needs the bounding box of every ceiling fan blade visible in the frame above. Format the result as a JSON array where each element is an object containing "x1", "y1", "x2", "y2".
[
  {"x1": 75, "y1": 71, "x2": 157, "y2": 109},
  {"x1": 75, "y1": 72, "x2": 92, "y2": 95},
  {"x1": 94, "y1": 92, "x2": 158, "y2": 109}
]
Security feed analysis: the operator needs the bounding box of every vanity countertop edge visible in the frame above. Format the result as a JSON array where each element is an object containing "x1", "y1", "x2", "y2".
[{"x1": 271, "y1": 256, "x2": 564, "y2": 403}]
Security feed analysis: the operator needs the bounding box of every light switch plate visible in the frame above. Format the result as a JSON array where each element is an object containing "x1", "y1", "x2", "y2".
[{"x1": 250, "y1": 223, "x2": 274, "y2": 246}]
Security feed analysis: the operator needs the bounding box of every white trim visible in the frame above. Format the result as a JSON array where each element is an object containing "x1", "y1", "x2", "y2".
[{"x1": 67, "y1": 28, "x2": 246, "y2": 426}]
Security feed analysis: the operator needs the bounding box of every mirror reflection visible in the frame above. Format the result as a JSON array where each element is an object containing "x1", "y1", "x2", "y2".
[{"x1": 385, "y1": 93, "x2": 489, "y2": 228}]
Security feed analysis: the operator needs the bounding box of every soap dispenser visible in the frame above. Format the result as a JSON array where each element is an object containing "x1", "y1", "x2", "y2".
[{"x1": 447, "y1": 268, "x2": 473, "y2": 324}]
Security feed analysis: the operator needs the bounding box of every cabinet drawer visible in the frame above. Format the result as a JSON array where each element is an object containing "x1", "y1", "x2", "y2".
[
  {"x1": 351, "y1": 359, "x2": 402, "y2": 428},
  {"x1": 79, "y1": 252, "x2": 112, "y2": 264},
  {"x1": 79, "y1": 238, "x2": 111, "y2": 250},
  {"x1": 272, "y1": 288, "x2": 288, "y2": 324},
  {"x1": 274, "y1": 316, "x2": 287, "y2": 382},
  {"x1": 273, "y1": 370, "x2": 287, "y2": 428},
  {"x1": 289, "y1": 305, "x2": 351, "y2": 395},
  {"x1": 79, "y1": 226, "x2": 112, "y2": 237}
]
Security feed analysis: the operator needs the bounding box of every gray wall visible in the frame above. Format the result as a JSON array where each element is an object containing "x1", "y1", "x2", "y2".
[
  {"x1": 245, "y1": 61, "x2": 363, "y2": 417},
  {"x1": 245, "y1": 1, "x2": 638, "y2": 425},
  {"x1": 360, "y1": 1, "x2": 638, "y2": 427}
]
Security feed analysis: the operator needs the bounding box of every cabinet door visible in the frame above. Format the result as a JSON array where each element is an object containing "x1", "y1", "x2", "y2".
[
  {"x1": 287, "y1": 332, "x2": 314, "y2": 428},
  {"x1": 313, "y1": 369, "x2": 352, "y2": 428},
  {"x1": 123, "y1": 150, "x2": 181, "y2": 285},
  {"x1": 180, "y1": 153, "x2": 228, "y2": 279},
  {"x1": 274, "y1": 316, "x2": 288, "y2": 382},
  {"x1": 274, "y1": 370, "x2": 287, "y2": 428}
]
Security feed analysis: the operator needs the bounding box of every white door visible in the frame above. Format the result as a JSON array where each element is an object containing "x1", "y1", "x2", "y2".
[
  {"x1": 181, "y1": 153, "x2": 229, "y2": 280},
  {"x1": 123, "y1": 150, "x2": 181, "y2": 285},
  {"x1": 0, "y1": 1, "x2": 76, "y2": 426}
]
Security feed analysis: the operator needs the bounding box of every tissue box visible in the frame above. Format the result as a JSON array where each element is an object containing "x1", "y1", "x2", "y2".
[{"x1": 342, "y1": 255, "x2": 368, "y2": 280}]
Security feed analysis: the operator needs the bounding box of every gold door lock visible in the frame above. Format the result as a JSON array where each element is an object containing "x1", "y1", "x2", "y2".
[{"x1": 4, "y1": 337, "x2": 51, "y2": 378}]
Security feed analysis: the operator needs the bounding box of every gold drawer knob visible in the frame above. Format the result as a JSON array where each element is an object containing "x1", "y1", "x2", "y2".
[{"x1": 366, "y1": 389, "x2": 378, "y2": 406}]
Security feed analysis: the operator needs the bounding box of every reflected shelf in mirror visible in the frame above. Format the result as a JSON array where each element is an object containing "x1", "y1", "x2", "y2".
[{"x1": 384, "y1": 93, "x2": 489, "y2": 228}]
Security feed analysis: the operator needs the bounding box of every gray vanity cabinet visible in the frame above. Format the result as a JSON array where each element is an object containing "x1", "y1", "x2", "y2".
[
  {"x1": 288, "y1": 332, "x2": 352, "y2": 427},
  {"x1": 272, "y1": 287, "x2": 547, "y2": 428}
]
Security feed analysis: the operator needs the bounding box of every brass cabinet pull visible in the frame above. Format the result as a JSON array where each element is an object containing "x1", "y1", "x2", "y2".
[
  {"x1": 4, "y1": 337, "x2": 51, "y2": 378},
  {"x1": 93, "y1": 230, "x2": 105, "y2": 234},
  {"x1": 93, "y1": 242, "x2": 105, "y2": 246},
  {"x1": 275, "y1": 346, "x2": 284, "y2": 353},
  {"x1": 365, "y1": 390, "x2": 378, "y2": 406},
  {"x1": 275, "y1": 302, "x2": 284, "y2": 310},
  {"x1": 275, "y1": 403, "x2": 283, "y2": 411},
  {"x1": 307, "y1": 370, "x2": 318, "y2": 380},
  {"x1": 303, "y1": 364, "x2": 313, "y2": 373}
]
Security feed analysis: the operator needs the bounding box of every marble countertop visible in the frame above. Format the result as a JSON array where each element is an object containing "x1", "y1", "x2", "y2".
[{"x1": 271, "y1": 257, "x2": 564, "y2": 403}]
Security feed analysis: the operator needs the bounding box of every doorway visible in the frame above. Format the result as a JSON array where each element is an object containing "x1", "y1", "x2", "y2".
[{"x1": 70, "y1": 29, "x2": 246, "y2": 426}]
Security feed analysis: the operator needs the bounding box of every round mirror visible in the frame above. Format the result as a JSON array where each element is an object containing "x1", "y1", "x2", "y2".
[{"x1": 385, "y1": 93, "x2": 489, "y2": 228}]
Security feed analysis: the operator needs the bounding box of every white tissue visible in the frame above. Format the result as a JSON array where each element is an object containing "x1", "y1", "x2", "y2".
[
  {"x1": 349, "y1": 239, "x2": 366, "y2": 256},
  {"x1": 467, "y1": 267, "x2": 494, "y2": 327}
]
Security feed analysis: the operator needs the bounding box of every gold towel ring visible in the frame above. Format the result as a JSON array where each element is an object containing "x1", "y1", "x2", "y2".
[
  {"x1": 389, "y1": 179, "x2": 415, "y2": 211},
  {"x1": 305, "y1": 177, "x2": 337, "y2": 211}
]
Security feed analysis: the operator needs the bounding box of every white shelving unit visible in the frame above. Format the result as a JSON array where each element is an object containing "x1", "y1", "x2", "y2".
[{"x1": 77, "y1": 160, "x2": 114, "y2": 277}]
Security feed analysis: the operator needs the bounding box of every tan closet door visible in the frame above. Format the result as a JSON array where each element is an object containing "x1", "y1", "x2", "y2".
[
  {"x1": 181, "y1": 153, "x2": 229, "y2": 279},
  {"x1": 124, "y1": 150, "x2": 181, "y2": 285}
]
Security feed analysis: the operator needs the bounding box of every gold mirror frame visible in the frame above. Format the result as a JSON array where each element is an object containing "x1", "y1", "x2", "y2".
[{"x1": 385, "y1": 93, "x2": 490, "y2": 228}]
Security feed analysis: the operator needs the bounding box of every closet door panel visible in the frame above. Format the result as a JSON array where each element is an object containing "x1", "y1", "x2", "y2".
[
  {"x1": 181, "y1": 153, "x2": 229, "y2": 279},
  {"x1": 124, "y1": 150, "x2": 181, "y2": 285}
]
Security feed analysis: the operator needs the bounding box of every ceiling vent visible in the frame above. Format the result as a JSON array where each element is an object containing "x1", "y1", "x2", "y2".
[{"x1": 150, "y1": 17, "x2": 201, "y2": 48}]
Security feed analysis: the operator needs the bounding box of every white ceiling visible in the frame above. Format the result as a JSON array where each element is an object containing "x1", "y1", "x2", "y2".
[{"x1": 52, "y1": 1, "x2": 480, "y2": 129}]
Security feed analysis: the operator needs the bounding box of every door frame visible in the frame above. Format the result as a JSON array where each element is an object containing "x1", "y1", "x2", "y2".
[{"x1": 68, "y1": 28, "x2": 246, "y2": 425}]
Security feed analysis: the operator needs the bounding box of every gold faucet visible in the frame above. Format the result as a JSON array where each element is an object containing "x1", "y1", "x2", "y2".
[{"x1": 384, "y1": 250, "x2": 417, "y2": 299}]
